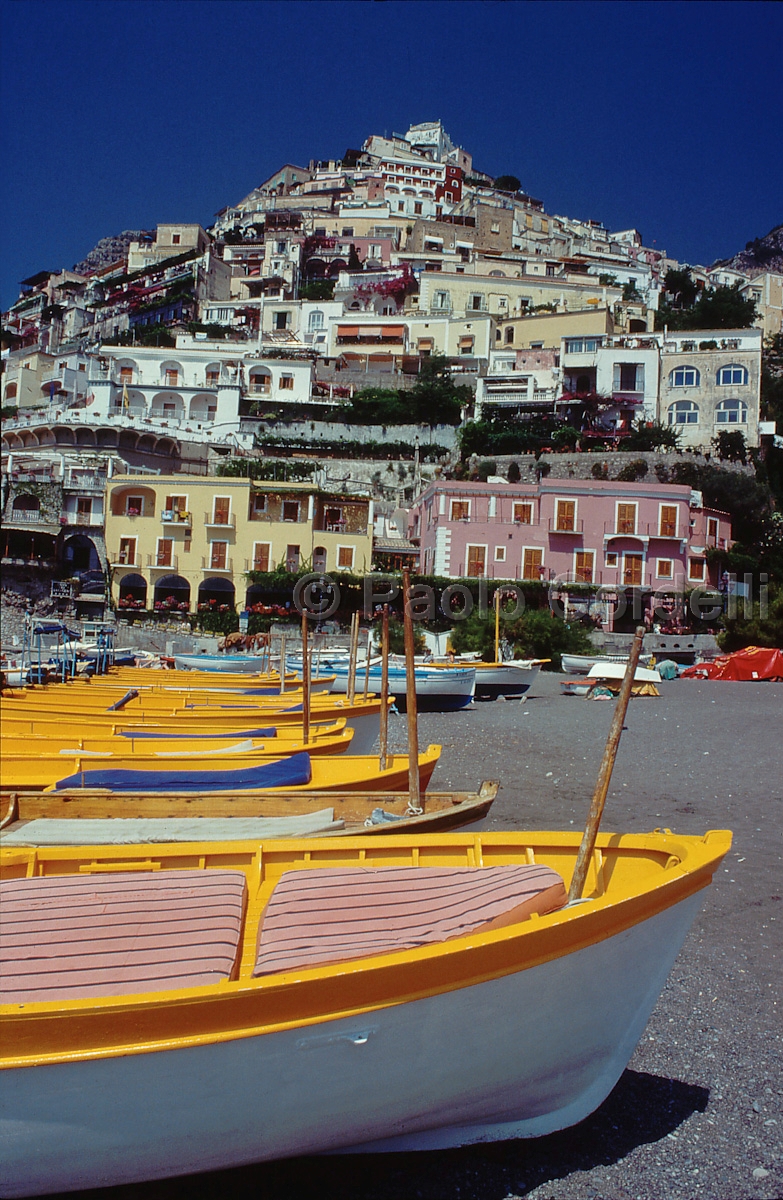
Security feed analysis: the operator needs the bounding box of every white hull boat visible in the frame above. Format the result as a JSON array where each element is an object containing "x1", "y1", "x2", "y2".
[
  {"x1": 0, "y1": 828, "x2": 731, "y2": 1196},
  {"x1": 327, "y1": 662, "x2": 476, "y2": 711},
  {"x1": 561, "y1": 652, "x2": 653, "y2": 675}
]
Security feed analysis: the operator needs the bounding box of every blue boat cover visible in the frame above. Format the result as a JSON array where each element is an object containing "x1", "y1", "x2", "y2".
[
  {"x1": 54, "y1": 751, "x2": 312, "y2": 793},
  {"x1": 118, "y1": 727, "x2": 277, "y2": 739}
]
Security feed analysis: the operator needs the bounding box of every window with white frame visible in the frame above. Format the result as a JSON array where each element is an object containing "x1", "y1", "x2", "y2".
[
  {"x1": 336, "y1": 545, "x2": 355, "y2": 570},
  {"x1": 688, "y1": 558, "x2": 706, "y2": 581},
  {"x1": 494, "y1": 545, "x2": 506, "y2": 562},
  {"x1": 715, "y1": 398, "x2": 747, "y2": 424},
  {"x1": 450, "y1": 499, "x2": 470, "y2": 521},
  {"x1": 668, "y1": 399, "x2": 699, "y2": 425},
  {"x1": 252, "y1": 542, "x2": 270, "y2": 571},
  {"x1": 656, "y1": 559, "x2": 674, "y2": 579},
  {"x1": 307, "y1": 310, "x2": 324, "y2": 331},
  {"x1": 670, "y1": 366, "x2": 700, "y2": 387},
  {"x1": 717, "y1": 364, "x2": 748, "y2": 386},
  {"x1": 605, "y1": 551, "x2": 618, "y2": 568}
]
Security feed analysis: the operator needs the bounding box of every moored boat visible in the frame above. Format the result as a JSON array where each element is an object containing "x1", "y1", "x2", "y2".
[
  {"x1": 561, "y1": 652, "x2": 654, "y2": 675},
  {"x1": 0, "y1": 825, "x2": 731, "y2": 1196},
  {"x1": 0, "y1": 781, "x2": 498, "y2": 842},
  {"x1": 327, "y1": 661, "x2": 475, "y2": 712},
  {"x1": 0, "y1": 744, "x2": 442, "y2": 795}
]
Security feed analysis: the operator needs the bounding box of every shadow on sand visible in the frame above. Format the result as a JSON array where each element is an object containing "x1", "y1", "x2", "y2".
[{"x1": 50, "y1": 1069, "x2": 709, "y2": 1200}]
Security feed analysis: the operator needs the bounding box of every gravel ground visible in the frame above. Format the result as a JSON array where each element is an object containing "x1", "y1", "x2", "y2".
[{"x1": 40, "y1": 673, "x2": 782, "y2": 1200}]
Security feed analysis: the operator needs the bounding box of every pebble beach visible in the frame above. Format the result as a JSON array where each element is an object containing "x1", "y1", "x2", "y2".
[{"x1": 38, "y1": 671, "x2": 782, "y2": 1200}]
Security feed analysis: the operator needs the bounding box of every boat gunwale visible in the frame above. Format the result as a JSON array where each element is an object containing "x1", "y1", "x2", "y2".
[{"x1": 0, "y1": 828, "x2": 731, "y2": 1069}]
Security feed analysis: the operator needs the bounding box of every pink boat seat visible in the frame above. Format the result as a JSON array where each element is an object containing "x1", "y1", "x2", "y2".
[
  {"x1": 0, "y1": 869, "x2": 247, "y2": 1003},
  {"x1": 254, "y1": 863, "x2": 566, "y2": 976}
]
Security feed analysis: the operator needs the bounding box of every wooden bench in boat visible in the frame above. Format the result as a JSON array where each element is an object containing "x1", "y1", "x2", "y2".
[
  {"x1": 254, "y1": 864, "x2": 567, "y2": 975},
  {"x1": 0, "y1": 870, "x2": 247, "y2": 1003}
]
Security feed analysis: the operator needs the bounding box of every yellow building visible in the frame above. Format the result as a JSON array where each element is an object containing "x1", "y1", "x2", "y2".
[{"x1": 104, "y1": 474, "x2": 373, "y2": 613}]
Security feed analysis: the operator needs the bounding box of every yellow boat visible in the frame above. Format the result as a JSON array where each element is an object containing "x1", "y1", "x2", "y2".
[
  {"x1": 0, "y1": 826, "x2": 731, "y2": 1196},
  {"x1": 0, "y1": 781, "x2": 499, "y2": 842},
  {"x1": 0, "y1": 695, "x2": 391, "y2": 755},
  {"x1": 0, "y1": 745, "x2": 442, "y2": 794},
  {"x1": 0, "y1": 724, "x2": 355, "y2": 760},
  {"x1": 0, "y1": 716, "x2": 350, "y2": 750}
]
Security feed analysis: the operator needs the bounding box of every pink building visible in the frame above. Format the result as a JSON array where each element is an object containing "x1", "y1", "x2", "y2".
[{"x1": 409, "y1": 478, "x2": 731, "y2": 590}]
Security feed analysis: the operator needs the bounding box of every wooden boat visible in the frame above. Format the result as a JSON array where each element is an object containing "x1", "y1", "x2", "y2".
[
  {"x1": 424, "y1": 658, "x2": 546, "y2": 700},
  {"x1": 0, "y1": 715, "x2": 351, "y2": 749},
  {"x1": 327, "y1": 661, "x2": 476, "y2": 712},
  {"x1": 561, "y1": 662, "x2": 662, "y2": 698},
  {"x1": 0, "y1": 825, "x2": 731, "y2": 1196},
  {"x1": 174, "y1": 652, "x2": 278, "y2": 673},
  {"x1": 0, "y1": 724, "x2": 356, "y2": 760},
  {"x1": 0, "y1": 781, "x2": 498, "y2": 842},
  {"x1": 0, "y1": 696, "x2": 390, "y2": 756},
  {"x1": 561, "y1": 652, "x2": 654, "y2": 675},
  {"x1": 0, "y1": 745, "x2": 442, "y2": 794}
]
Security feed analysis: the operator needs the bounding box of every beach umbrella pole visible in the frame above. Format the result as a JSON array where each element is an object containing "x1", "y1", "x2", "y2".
[
  {"x1": 568, "y1": 626, "x2": 646, "y2": 902},
  {"x1": 402, "y1": 568, "x2": 421, "y2": 808},
  {"x1": 279, "y1": 633, "x2": 286, "y2": 694}
]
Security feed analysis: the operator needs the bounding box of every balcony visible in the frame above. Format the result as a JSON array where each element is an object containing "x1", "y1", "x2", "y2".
[
  {"x1": 147, "y1": 553, "x2": 179, "y2": 571},
  {"x1": 5, "y1": 509, "x2": 48, "y2": 524},
  {"x1": 62, "y1": 511, "x2": 102, "y2": 527},
  {"x1": 161, "y1": 510, "x2": 192, "y2": 527},
  {"x1": 548, "y1": 518, "x2": 584, "y2": 534},
  {"x1": 202, "y1": 556, "x2": 233, "y2": 573},
  {"x1": 603, "y1": 521, "x2": 686, "y2": 542},
  {"x1": 204, "y1": 512, "x2": 236, "y2": 529},
  {"x1": 111, "y1": 552, "x2": 138, "y2": 568}
]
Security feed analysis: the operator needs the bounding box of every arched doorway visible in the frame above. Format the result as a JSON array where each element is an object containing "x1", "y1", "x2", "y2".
[
  {"x1": 62, "y1": 534, "x2": 101, "y2": 572},
  {"x1": 198, "y1": 577, "x2": 236, "y2": 612},
  {"x1": 153, "y1": 573, "x2": 191, "y2": 614},
  {"x1": 313, "y1": 545, "x2": 327, "y2": 572},
  {"x1": 118, "y1": 572, "x2": 148, "y2": 612}
]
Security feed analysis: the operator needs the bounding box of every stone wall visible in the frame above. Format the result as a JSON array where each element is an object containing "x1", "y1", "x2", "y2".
[
  {"x1": 255, "y1": 419, "x2": 458, "y2": 450},
  {"x1": 463, "y1": 450, "x2": 755, "y2": 484}
]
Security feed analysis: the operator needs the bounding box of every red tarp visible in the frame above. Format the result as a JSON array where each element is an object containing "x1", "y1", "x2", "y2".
[{"x1": 681, "y1": 645, "x2": 783, "y2": 681}]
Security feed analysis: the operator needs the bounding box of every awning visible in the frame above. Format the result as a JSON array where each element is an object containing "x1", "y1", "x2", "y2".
[
  {"x1": 336, "y1": 325, "x2": 359, "y2": 336},
  {"x1": 382, "y1": 326, "x2": 405, "y2": 337}
]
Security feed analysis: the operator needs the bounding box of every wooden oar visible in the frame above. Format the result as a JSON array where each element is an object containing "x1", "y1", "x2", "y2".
[
  {"x1": 301, "y1": 610, "x2": 310, "y2": 745},
  {"x1": 402, "y1": 568, "x2": 421, "y2": 810},
  {"x1": 379, "y1": 604, "x2": 389, "y2": 771},
  {"x1": 568, "y1": 625, "x2": 646, "y2": 902},
  {"x1": 279, "y1": 633, "x2": 286, "y2": 694},
  {"x1": 346, "y1": 611, "x2": 359, "y2": 705}
]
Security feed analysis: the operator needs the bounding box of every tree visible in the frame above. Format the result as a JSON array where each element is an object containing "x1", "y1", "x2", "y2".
[
  {"x1": 656, "y1": 283, "x2": 757, "y2": 331},
  {"x1": 407, "y1": 356, "x2": 471, "y2": 426},
  {"x1": 493, "y1": 175, "x2": 521, "y2": 192},
  {"x1": 373, "y1": 616, "x2": 424, "y2": 656},
  {"x1": 663, "y1": 268, "x2": 699, "y2": 308},
  {"x1": 761, "y1": 332, "x2": 783, "y2": 425},
  {"x1": 338, "y1": 387, "x2": 408, "y2": 424},
  {"x1": 623, "y1": 419, "x2": 681, "y2": 451},
  {"x1": 713, "y1": 430, "x2": 747, "y2": 463},
  {"x1": 718, "y1": 585, "x2": 783, "y2": 652},
  {"x1": 299, "y1": 279, "x2": 335, "y2": 302}
]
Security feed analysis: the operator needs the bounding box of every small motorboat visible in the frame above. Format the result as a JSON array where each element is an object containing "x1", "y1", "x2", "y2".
[{"x1": 0, "y1": 824, "x2": 731, "y2": 1196}]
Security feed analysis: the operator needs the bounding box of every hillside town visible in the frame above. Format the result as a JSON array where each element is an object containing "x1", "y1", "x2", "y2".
[{"x1": 2, "y1": 119, "x2": 781, "y2": 633}]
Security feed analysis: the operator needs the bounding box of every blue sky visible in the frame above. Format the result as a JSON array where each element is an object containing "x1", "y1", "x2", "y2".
[{"x1": 1, "y1": 0, "x2": 781, "y2": 309}]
